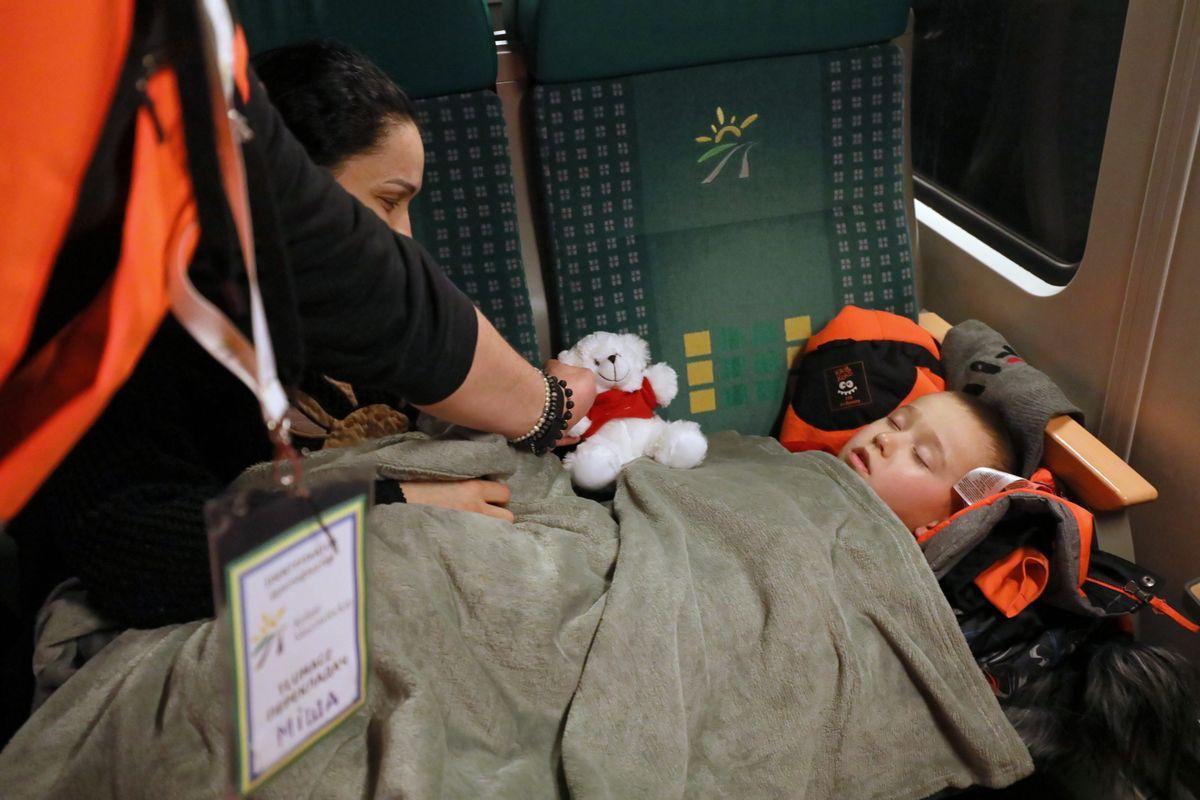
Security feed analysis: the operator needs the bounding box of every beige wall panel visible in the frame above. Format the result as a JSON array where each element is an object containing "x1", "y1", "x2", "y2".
[{"x1": 1128, "y1": 155, "x2": 1200, "y2": 661}]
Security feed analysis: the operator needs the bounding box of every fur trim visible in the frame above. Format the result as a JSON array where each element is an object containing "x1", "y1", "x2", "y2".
[{"x1": 1002, "y1": 635, "x2": 1200, "y2": 798}]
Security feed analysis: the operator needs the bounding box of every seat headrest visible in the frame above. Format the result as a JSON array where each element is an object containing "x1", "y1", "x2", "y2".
[
  {"x1": 240, "y1": 0, "x2": 497, "y2": 99},
  {"x1": 508, "y1": 0, "x2": 911, "y2": 83}
]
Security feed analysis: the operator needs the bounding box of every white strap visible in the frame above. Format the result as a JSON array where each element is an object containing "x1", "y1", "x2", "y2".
[
  {"x1": 170, "y1": 0, "x2": 290, "y2": 438},
  {"x1": 200, "y1": 0, "x2": 235, "y2": 102},
  {"x1": 167, "y1": 220, "x2": 290, "y2": 431}
]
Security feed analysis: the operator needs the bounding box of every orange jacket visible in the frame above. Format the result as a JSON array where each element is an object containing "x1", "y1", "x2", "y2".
[{"x1": 0, "y1": 2, "x2": 251, "y2": 521}]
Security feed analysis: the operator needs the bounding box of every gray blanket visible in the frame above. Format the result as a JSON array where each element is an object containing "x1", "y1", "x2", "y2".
[{"x1": 0, "y1": 432, "x2": 1031, "y2": 799}]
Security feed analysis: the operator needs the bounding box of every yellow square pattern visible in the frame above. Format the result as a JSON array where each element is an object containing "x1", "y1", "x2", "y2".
[
  {"x1": 784, "y1": 315, "x2": 812, "y2": 342},
  {"x1": 686, "y1": 360, "x2": 714, "y2": 386},
  {"x1": 786, "y1": 345, "x2": 802, "y2": 368},
  {"x1": 683, "y1": 330, "x2": 712, "y2": 358},
  {"x1": 689, "y1": 388, "x2": 717, "y2": 414}
]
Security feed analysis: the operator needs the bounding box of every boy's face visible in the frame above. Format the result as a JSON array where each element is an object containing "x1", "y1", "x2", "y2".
[{"x1": 838, "y1": 392, "x2": 995, "y2": 533}]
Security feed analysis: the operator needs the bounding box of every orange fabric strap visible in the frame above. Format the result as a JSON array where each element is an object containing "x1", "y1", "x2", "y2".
[
  {"x1": 234, "y1": 25, "x2": 251, "y2": 103},
  {"x1": 0, "y1": 58, "x2": 197, "y2": 520},
  {"x1": 0, "y1": 1, "x2": 134, "y2": 387},
  {"x1": 1085, "y1": 577, "x2": 1200, "y2": 634},
  {"x1": 1150, "y1": 597, "x2": 1200, "y2": 634},
  {"x1": 974, "y1": 546, "x2": 1051, "y2": 618},
  {"x1": 0, "y1": 7, "x2": 282, "y2": 521}
]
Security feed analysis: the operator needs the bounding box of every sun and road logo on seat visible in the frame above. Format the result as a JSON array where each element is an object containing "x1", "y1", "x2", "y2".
[{"x1": 694, "y1": 106, "x2": 759, "y2": 184}]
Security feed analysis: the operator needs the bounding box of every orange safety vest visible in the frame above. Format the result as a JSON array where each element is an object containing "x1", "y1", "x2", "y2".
[{"x1": 0, "y1": 1, "x2": 250, "y2": 522}]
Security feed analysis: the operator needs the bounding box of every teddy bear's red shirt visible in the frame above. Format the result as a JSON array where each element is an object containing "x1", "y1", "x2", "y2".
[{"x1": 582, "y1": 378, "x2": 659, "y2": 438}]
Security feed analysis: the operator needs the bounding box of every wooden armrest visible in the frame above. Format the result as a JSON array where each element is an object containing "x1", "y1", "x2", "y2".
[
  {"x1": 1042, "y1": 417, "x2": 1157, "y2": 510},
  {"x1": 917, "y1": 311, "x2": 953, "y2": 342},
  {"x1": 918, "y1": 311, "x2": 1158, "y2": 511}
]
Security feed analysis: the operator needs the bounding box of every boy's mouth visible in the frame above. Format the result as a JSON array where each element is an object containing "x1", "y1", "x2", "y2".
[{"x1": 848, "y1": 447, "x2": 871, "y2": 475}]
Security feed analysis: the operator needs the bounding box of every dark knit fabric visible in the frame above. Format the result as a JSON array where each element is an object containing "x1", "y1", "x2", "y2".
[
  {"x1": 374, "y1": 480, "x2": 407, "y2": 505},
  {"x1": 12, "y1": 322, "x2": 270, "y2": 629}
]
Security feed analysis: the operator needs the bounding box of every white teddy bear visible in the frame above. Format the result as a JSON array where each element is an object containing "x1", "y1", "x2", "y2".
[{"x1": 557, "y1": 331, "x2": 708, "y2": 490}]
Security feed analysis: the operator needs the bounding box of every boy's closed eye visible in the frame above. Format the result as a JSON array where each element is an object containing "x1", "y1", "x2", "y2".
[{"x1": 913, "y1": 446, "x2": 930, "y2": 470}]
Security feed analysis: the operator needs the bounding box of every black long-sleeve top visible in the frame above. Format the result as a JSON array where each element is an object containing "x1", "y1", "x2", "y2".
[
  {"x1": 239, "y1": 68, "x2": 478, "y2": 403},
  {"x1": 11, "y1": 56, "x2": 478, "y2": 628}
]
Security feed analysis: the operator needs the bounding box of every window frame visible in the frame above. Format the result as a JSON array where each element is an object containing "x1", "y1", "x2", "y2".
[
  {"x1": 912, "y1": 175, "x2": 1081, "y2": 287},
  {"x1": 908, "y1": 0, "x2": 1131, "y2": 288}
]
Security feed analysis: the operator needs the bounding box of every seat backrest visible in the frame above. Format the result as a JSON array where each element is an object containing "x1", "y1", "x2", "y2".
[
  {"x1": 240, "y1": 0, "x2": 541, "y2": 362},
  {"x1": 512, "y1": 0, "x2": 915, "y2": 434}
]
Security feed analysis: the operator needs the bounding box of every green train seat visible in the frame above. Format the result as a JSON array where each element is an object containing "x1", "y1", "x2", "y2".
[
  {"x1": 509, "y1": 0, "x2": 916, "y2": 434},
  {"x1": 240, "y1": 0, "x2": 541, "y2": 361}
]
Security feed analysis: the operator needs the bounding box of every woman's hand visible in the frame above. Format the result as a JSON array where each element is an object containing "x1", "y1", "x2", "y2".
[
  {"x1": 400, "y1": 479, "x2": 514, "y2": 522},
  {"x1": 544, "y1": 359, "x2": 597, "y2": 446}
]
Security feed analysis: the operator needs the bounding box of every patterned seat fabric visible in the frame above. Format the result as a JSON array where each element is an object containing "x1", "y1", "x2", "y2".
[
  {"x1": 515, "y1": 0, "x2": 915, "y2": 435},
  {"x1": 410, "y1": 93, "x2": 538, "y2": 362},
  {"x1": 240, "y1": 0, "x2": 540, "y2": 362}
]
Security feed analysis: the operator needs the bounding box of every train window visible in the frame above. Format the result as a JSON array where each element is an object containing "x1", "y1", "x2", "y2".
[{"x1": 911, "y1": 0, "x2": 1128, "y2": 284}]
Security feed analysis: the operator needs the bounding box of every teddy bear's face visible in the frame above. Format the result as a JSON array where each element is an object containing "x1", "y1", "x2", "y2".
[{"x1": 558, "y1": 332, "x2": 650, "y2": 392}]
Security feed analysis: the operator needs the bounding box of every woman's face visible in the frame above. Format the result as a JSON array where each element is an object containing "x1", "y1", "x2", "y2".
[{"x1": 333, "y1": 118, "x2": 425, "y2": 237}]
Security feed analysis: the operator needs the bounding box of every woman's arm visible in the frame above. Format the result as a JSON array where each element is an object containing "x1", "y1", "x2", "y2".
[
  {"x1": 242, "y1": 71, "x2": 596, "y2": 429},
  {"x1": 415, "y1": 309, "x2": 596, "y2": 440}
]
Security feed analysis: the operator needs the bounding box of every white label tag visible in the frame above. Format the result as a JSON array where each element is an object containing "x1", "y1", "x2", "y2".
[
  {"x1": 224, "y1": 495, "x2": 368, "y2": 793},
  {"x1": 954, "y1": 467, "x2": 1036, "y2": 506}
]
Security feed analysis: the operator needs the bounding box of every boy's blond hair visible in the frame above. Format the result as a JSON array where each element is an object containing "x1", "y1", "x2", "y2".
[{"x1": 948, "y1": 391, "x2": 1019, "y2": 475}]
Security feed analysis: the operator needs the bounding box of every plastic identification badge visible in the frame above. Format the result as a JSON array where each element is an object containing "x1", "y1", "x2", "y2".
[{"x1": 207, "y1": 476, "x2": 371, "y2": 796}]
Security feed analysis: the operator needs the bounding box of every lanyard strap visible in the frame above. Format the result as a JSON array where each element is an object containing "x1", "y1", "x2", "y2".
[{"x1": 167, "y1": 0, "x2": 290, "y2": 442}]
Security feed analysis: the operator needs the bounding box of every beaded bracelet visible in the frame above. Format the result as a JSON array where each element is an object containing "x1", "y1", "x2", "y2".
[{"x1": 509, "y1": 370, "x2": 575, "y2": 455}]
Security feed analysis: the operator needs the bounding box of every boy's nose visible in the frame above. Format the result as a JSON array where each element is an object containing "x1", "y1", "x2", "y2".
[{"x1": 874, "y1": 431, "x2": 896, "y2": 456}]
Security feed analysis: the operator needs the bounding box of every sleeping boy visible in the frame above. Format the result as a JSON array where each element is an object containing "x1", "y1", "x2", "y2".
[{"x1": 837, "y1": 390, "x2": 1017, "y2": 537}]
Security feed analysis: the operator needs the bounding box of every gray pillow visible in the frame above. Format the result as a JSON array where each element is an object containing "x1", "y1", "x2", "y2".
[{"x1": 942, "y1": 320, "x2": 1083, "y2": 477}]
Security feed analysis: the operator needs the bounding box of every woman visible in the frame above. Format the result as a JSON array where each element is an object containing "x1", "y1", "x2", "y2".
[
  {"x1": 254, "y1": 40, "x2": 526, "y2": 521},
  {"x1": 9, "y1": 37, "x2": 594, "y2": 632}
]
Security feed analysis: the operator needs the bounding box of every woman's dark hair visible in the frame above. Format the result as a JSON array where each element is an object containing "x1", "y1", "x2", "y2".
[{"x1": 253, "y1": 40, "x2": 418, "y2": 169}]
